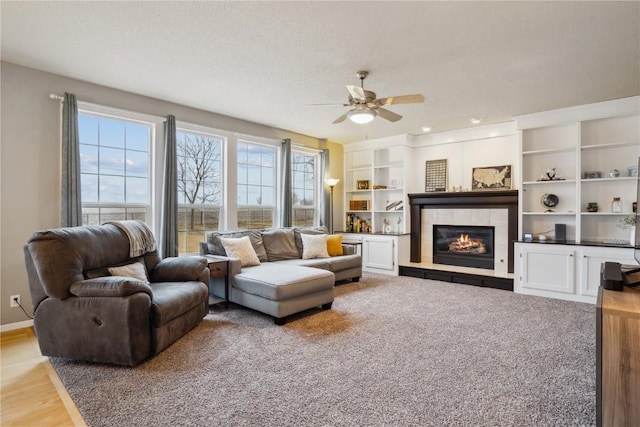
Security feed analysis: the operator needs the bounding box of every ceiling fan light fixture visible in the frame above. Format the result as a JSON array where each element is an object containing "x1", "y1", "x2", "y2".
[{"x1": 348, "y1": 106, "x2": 376, "y2": 124}]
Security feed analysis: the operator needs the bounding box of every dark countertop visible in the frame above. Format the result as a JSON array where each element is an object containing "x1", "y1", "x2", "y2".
[
  {"x1": 336, "y1": 231, "x2": 410, "y2": 237},
  {"x1": 517, "y1": 239, "x2": 635, "y2": 249}
]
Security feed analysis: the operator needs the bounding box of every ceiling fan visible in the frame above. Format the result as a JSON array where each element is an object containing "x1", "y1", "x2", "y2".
[{"x1": 310, "y1": 71, "x2": 425, "y2": 124}]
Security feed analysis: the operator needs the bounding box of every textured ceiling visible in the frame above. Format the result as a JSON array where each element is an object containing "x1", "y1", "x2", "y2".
[{"x1": 2, "y1": 1, "x2": 639, "y2": 144}]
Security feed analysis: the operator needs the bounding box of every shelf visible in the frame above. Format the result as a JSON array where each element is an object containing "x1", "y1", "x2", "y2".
[
  {"x1": 523, "y1": 211, "x2": 576, "y2": 216},
  {"x1": 345, "y1": 166, "x2": 372, "y2": 172},
  {"x1": 580, "y1": 177, "x2": 636, "y2": 183},
  {"x1": 346, "y1": 210, "x2": 372, "y2": 213},
  {"x1": 580, "y1": 212, "x2": 632, "y2": 216},
  {"x1": 522, "y1": 147, "x2": 575, "y2": 156},
  {"x1": 581, "y1": 140, "x2": 640, "y2": 151},
  {"x1": 374, "y1": 162, "x2": 403, "y2": 169},
  {"x1": 522, "y1": 179, "x2": 576, "y2": 185},
  {"x1": 346, "y1": 189, "x2": 372, "y2": 193}
]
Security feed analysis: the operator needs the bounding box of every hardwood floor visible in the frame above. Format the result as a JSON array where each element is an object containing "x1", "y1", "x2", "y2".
[{"x1": 1, "y1": 328, "x2": 86, "y2": 426}]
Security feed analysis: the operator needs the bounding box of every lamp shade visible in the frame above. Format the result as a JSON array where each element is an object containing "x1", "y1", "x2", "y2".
[
  {"x1": 326, "y1": 178, "x2": 340, "y2": 187},
  {"x1": 348, "y1": 106, "x2": 376, "y2": 124}
]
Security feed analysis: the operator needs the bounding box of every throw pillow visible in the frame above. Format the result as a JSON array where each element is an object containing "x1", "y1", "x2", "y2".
[
  {"x1": 293, "y1": 226, "x2": 329, "y2": 256},
  {"x1": 220, "y1": 236, "x2": 261, "y2": 267},
  {"x1": 326, "y1": 234, "x2": 344, "y2": 256},
  {"x1": 108, "y1": 261, "x2": 149, "y2": 283},
  {"x1": 262, "y1": 228, "x2": 300, "y2": 261},
  {"x1": 208, "y1": 231, "x2": 268, "y2": 262},
  {"x1": 301, "y1": 233, "x2": 330, "y2": 259}
]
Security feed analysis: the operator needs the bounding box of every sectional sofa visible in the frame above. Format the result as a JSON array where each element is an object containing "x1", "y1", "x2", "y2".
[{"x1": 199, "y1": 226, "x2": 362, "y2": 324}]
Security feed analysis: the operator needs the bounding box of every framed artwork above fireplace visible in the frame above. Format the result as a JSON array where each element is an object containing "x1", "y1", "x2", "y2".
[{"x1": 472, "y1": 164, "x2": 512, "y2": 191}]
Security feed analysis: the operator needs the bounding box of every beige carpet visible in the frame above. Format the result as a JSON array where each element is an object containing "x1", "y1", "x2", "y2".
[{"x1": 51, "y1": 273, "x2": 596, "y2": 426}]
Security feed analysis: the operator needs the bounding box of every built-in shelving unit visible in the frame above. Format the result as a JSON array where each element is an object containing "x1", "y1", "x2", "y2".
[
  {"x1": 513, "y1": 97, "x2": 639, "y2": 304},
  {"x1": 516, "y1": 97, "x2": 640, "y2": 244},
  {"x1": 343, "y1": 145, "x2": 410, "y2": 234}
]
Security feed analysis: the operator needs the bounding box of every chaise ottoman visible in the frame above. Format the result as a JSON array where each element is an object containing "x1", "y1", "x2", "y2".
[{"x1": 229, "y1": 263, "x2": 335, "y2": 324}]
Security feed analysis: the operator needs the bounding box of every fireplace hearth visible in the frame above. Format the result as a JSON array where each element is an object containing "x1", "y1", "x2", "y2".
[{"x1": 433, "y1": 225, "x2": 495, "y2": 269}]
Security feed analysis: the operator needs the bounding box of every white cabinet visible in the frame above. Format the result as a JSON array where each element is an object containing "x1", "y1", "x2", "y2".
[
  {"x1": 343, "y1": 233, "x2": 410, "y2": 276},
  {"x1": 578, "y1": 246, "x2": 638, "y2": 297},
  {"x1": 515, "y1": 242, "x2": 638, "y2": 303},
  {"x1": 518, "y1": 243, "x2": 576, "y2": 295},
  {"x1": 515, "y1": 97, "x2": 639, "y2": 244},
  {"x1": 363, "y1": 236, "x2": 395, "y2": 271}
]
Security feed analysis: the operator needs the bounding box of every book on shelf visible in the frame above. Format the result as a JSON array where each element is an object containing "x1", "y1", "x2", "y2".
[{"x1": 349, "y1": 199, "x2": 370, "y2": 211}]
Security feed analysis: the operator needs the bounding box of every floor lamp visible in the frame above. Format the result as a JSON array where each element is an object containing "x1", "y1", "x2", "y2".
[{"x1": 326, "y1": 178, "x2": 340, "y2": 234}]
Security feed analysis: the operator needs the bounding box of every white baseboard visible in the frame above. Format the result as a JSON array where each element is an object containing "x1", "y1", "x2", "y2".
[{"x1": 1, "y1": 319, "x2": 34, "y2": 333}]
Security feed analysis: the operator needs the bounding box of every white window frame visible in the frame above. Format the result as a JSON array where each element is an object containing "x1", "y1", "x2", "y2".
[
  {"x1": 234, "y1": 136, "x2": 281, "y2": 230},
  {"x1": 175, "y1": 122, "x2": 226, "y2": 253},
  {"x1": 291, "y1": 145, "x2": 322, "y2": 227},
  {"x1": 77, "y1": 102, "x2": 163, "y2": 234}
]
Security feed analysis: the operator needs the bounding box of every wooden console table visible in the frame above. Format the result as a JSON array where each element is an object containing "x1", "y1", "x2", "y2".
[{"x1": 596, "y1": 283, "x2": 640, "y2": 426}]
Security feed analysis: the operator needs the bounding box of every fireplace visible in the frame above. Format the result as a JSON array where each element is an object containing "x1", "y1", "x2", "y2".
[{"x1": 433, "y1": 225, "x2": 495, "y2": 269}]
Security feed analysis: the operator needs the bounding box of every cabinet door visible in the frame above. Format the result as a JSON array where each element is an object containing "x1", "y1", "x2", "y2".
[
  {"x1": 521, "y1": 245, "x2": 576, "y2": 294},
  {"x1": 363, "y1": 236, "x2": 395, "y2": 271},
  {"x1": 579, "y1": 247, "x2": 638, "y2": 297}
]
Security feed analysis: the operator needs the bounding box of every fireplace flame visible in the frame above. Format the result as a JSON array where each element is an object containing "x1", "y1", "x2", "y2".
[{"x1": 448, "y1": 233, "x2": 487, "y2": 254}]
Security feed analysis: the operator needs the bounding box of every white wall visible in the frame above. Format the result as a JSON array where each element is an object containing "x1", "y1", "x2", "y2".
[
  {"x1": 410, "y1": 122, "x2": 519, "y2": 193},
  {"x1": 0, "y1": 61, "x2": 344, "y2": 327}
]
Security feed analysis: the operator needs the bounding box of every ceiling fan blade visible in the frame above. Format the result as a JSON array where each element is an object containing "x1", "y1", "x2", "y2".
[
  {"x1": 376, "y1": 107, "x2": 402, "y2": 122},
  {"x1": 332, "y1": 113, "x2": 349, "y2": 124},
  {"x1": 303, "y1": 103, "x2": 349, "y2": 107},
  {"x1": 376, "y1": 94, "x2": 425, "y2": 106},
  {"x1": 346, "y1": 85, "x2": 366, "y2": 101}
]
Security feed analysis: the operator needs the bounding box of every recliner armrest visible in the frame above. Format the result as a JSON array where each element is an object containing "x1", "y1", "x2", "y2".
[
  {"x1": 150, "y1": 257, "x2": 208, "y2": 282},
  {"x1": 70, "y1": 277, "x2": 153, "y2": 298}
]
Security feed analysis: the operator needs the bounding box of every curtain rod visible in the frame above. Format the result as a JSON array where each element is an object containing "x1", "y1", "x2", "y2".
[{"x1": 49, "y1": 93, "x2": 64, "y2": 102}]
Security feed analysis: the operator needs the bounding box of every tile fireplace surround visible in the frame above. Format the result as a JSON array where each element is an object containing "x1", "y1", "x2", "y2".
[{"x1": 408, "y1": 190, "x2": 519, "y2": 275}]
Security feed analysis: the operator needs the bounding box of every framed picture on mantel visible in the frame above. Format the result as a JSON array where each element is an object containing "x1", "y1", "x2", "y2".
[
  {"x1": 425, "y1": 159, "x2": 448, "y2": 192},
  {"x1": 472, "y1": 164, "x2": 511, "y2": 191}
]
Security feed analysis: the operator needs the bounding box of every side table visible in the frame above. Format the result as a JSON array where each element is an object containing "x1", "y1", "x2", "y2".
[{"x1": 204, "y1": 256, "x2": 229, "y2": 308}]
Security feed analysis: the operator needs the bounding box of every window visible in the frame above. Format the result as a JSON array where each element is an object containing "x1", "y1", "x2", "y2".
[
  {"x1": 176, "y1": 129, "x2": 223, "y2": 254},
  {"x1": 78, "y1": 112, "x2": 152, "y2": 225},
  {"x1": 237, "y1": 141, "x2": 276, "y2": 229},
  {"x1": 292, "y1": 151, "x2": 319, "y2": 227}
]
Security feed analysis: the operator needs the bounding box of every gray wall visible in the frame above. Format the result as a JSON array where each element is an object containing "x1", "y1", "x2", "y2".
[{"x1": 0, "y1": 61, "x2": 344, "y2": 327}]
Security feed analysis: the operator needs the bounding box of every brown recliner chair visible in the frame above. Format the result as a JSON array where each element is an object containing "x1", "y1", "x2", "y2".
[{"x1": 23, "y1": 223, "x2": 210, "y2": 366}]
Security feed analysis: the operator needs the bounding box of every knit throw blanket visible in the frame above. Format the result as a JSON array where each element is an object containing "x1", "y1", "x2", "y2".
[{"x1": 104, "y1": 220, "x2": 157, "y2": 258}]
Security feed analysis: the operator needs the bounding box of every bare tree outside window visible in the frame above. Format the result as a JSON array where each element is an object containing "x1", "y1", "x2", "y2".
[
  {"x1": 292, "y1": 152, "x2": 317, "y2": 227},
  {"x1": 177, "y1": 131, "x2": 223, "y2": 253}
]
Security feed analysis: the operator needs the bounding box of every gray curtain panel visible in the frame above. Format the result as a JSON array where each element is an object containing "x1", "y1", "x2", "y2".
[
  {"x1": 280, "y1": 139, "x2": 292, "y2": 227},
  {"x1": 61, "y1": 92, "x2": 82, "y2": 227},
  {"x1": 320, "y1": 149, "x2": 330, "y2": 230},
  {"x1": 161, "y1": 115, "x2": 178, "y2": 258}
]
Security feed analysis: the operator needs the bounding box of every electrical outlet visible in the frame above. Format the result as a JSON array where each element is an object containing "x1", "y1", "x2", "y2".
[{"x1": 10, "y1": 295, "x2": 20, "y2": 308}]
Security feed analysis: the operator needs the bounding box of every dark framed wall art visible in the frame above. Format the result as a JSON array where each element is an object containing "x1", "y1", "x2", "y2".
[{"x1": 425, "y1": 159, "x2": 448, "y2": 192}]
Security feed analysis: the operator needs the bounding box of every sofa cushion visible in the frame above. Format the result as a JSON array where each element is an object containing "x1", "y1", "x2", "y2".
[
  {"x1": 326, "y1": 234, "x2": 344, "y2": 256},
  {"x1": 293, "y1": 226, "x2": 328, "y2": 256},
  {"x1": 324, "y1": 254, "x2": 362, "y2": 273},
  {"x1": 149, "y1": 281, "x2": 208, "y2": 327},
  {"x1": 207, "y1": 230, "x2": 268, "y2": 262},
  {"x1": 262, "y1": 229, "x2": 300, "y2": 261},
  {"x1": 232, "y1": 263, "x2": 334, "y2": 301},
  {"x1": 301, "y1": 233, "x2": 330, "y2": 259},
  {"x1": 220, "y1": 236, "x2": 261, "y2": 267},
  {"x1": 274, "y1": 258, "x2": 331, "y2": 271},
  {"x1": 108, "y1": 261, "x2": 149, "y2": 283}
]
